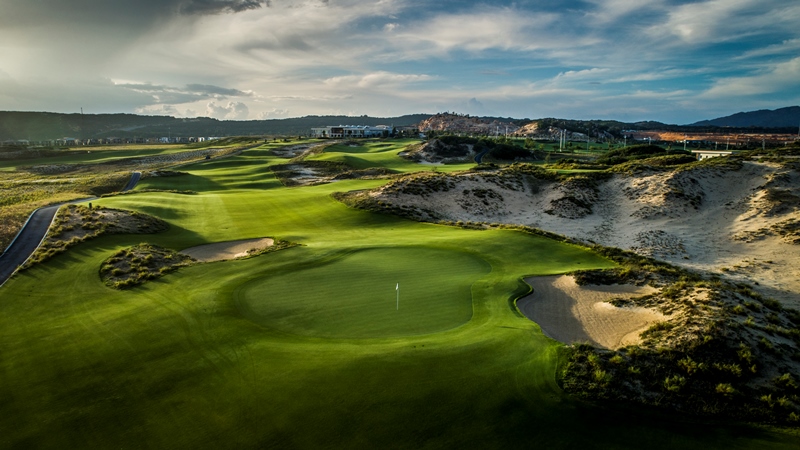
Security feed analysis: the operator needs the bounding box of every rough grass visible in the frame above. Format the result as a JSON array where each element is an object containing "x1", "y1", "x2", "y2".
[
  {"x1": 22, "y1": 204, "x2": 169, "y2": 269},
  {"x1": 99, "y1": 243, "x2": 195, "y2": 288},
  {"x1": 0, "y1": 172, "x2": 132, "y2": 252}
]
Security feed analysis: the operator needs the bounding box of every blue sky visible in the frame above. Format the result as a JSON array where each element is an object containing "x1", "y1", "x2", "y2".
[{"x1": 0, "y1": 0, "x2": 798, "y2": 124}]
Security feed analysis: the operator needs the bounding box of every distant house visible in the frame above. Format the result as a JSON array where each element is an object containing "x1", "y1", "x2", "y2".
[
  {"x1": 691, "y1": 150, "x2": 733, "y2": 160},
  {"x1": 311, "y1": 125, "x2": 391, "y2": 139}
]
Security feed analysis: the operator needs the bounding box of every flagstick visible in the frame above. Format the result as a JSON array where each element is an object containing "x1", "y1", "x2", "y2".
[{"x1": 396, "y1": 283, "x2": 399, "y2": 311}]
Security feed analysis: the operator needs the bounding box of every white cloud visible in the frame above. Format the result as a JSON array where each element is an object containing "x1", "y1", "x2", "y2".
[
  {"x1": 206, "y1": 101, "x2": 250, "y2": 119},
  {"x1": 389, "y1": 8, "x2": 561, "y2": 56},
  {"x1": 555, "y1": 68, "x2": 611, "y2": 80},
  {"x1": 257, "y1": 108, "x2": 291, "y2": 119},
  {"x1": 650, "y1": 0, "x2": 800, "y2": 45},
  {"x1": 702, "y1": 57, "x2": 800, "y2": 98},
  {"x1": 733, "y1": 39, "x2": 800, "y2": 61},
  {"x1": 585, "y1": 0, "x2": 665, "y2": 23},
  {"x1": 324, "y1": 71, "x2": 433, "y2": 89}
]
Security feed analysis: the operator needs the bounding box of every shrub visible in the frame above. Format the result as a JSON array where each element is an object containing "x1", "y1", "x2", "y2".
[
  {"x1": 715, "y1": 383, "x2": 736, "y2": 397},
  {"x1": 664, "y1": 375, "x2": 686, "y2": 393}
]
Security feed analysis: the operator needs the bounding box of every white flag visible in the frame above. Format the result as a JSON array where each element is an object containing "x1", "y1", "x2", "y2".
[{"x1": 396, "y1": 283, "x2": 399, "y2": 291}]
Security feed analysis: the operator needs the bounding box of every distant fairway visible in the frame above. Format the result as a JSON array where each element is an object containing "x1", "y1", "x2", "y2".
[
  {"x1": 310, "y1": 139, "x2": 475, "y2": 172},
  {"x1": 236, "y1": 247, "x2": 490, "y2": 338}
]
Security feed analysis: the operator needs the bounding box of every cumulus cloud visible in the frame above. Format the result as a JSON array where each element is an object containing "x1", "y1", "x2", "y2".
[
  {"x1": 257, "y1": 108, "x2": 291, "y2": 119},
  {"x1": 206, "y1": 101, "x2": 250, "y2": 119}
]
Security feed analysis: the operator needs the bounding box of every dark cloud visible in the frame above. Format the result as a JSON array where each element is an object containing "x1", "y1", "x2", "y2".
[
  {"x1": 116, "y1": 82, "x2": 250, "y2": 104},
  {"x1": 0, "y1": 0, "x2": 271, "y2": 29},
  {"x1": 185, "y1": 84, "x2": 252, "y2": 97},
  {"x1": 179, "y1": 0, "x2": 267, "y2": 15},
  {"x1": 236, "y1": 35, "x2": 314, "y2": 53}
]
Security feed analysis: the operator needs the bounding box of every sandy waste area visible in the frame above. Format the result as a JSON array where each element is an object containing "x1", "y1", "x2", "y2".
[
  {"x1": 181, "y1": 238, "x2": 274, "y2": 262},
  {"x1": 518, "y1": 275, "x2": 662, "y2": 349},
  {"x1": 375, "y1": 160, "x2": 800, "y2": 309}
]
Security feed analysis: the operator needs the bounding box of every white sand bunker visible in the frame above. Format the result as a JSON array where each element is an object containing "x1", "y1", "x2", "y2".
[
  {"x1": 181, "y1": 238, "x2": 274, "y2": 262},
  {"x1": 517, "y1": 275, "x2": 663, "y2": 349}
]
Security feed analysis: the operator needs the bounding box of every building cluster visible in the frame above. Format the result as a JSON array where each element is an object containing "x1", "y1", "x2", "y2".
[{"x1": 310, "y1": 125, "x2": 392, "y2": 139}]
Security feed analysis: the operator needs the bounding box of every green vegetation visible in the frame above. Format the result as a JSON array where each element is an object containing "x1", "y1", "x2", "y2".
[
  {"x1": 0, "y1": 138, "x2": 798, "y2": 448},
  {"x1": 100, "y1": 243, "x2": 195, "y2": 288},
  {"x1": 561, "y1": 253, "x2": 800, "y2": 425},
  {"x1": 0, "y1": 141, "x2": 258, "y2": 252},
  {"x1": 22, "y1": 204, "x2": 170, "y2": 269}
]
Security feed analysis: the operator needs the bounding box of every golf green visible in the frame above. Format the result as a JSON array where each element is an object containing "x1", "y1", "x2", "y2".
[{"x1": 235, "y1": 246, "x2": 490, "y2": 338}]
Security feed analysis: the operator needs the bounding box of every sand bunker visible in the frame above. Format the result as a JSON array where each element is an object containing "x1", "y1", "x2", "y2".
[
  {"x1": 517, "y1": 275, "x2": 663, "y2": 349},
  {"x1": 181, "y1": 238, "x2": 274, "y2": 262}
]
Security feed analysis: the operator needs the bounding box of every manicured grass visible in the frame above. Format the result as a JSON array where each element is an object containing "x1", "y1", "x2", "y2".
[
  {"x1": 0, "y1": 140, "x2": 798, "y2": 449},
  {"x1": 235, "y1": 246, "x2": 490, "y2": 338},
  {"x1": 0, "y1": 145, "x2": 194, "y2": 170},
  {"x1": 310, "y1": 139, "x2": 475, "y2": 172}
]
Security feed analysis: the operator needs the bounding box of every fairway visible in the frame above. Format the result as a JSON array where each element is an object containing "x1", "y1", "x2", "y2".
[
  {"x1": 1, "y1": 139, "x2": 798, "y2": 449},
  {"x1": 236, "y1": 246, "x2": 490, "y2": 338}
]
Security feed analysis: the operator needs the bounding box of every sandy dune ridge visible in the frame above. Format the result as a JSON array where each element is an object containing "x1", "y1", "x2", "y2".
[{"x1": 372, "y1": 160, "x2": 800, "y2": 308}]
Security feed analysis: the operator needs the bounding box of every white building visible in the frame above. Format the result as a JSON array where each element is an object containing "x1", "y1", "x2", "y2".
[
  {"x1": 311, "y1": 125, "x2": 391, "y2": 139},
  {"x1": 691, "y1": 150, "x2": 733, "y2": 160}
]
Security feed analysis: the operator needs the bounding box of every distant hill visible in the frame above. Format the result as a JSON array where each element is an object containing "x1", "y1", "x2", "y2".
[
  {"x1": 0, "y1": 112, "x2": 431, "y2": 141},
  {"x1": 418, "y1": 113, "x2": 521, "y2": 134},
  {"x1": 692, "y1": 106, "x2": 800, "y2": 128}
]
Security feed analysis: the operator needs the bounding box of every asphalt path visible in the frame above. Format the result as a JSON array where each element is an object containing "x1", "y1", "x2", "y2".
[
  {"x1": 0, "y1": 171, "x2": 141, "y2": 288},
  {"x1": 474, "y1": 149, "x2": 489, "y2": 163}
]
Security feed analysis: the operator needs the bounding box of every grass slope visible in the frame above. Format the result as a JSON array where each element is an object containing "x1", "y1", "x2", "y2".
[{"x1": 0, "y1": 139, "x2": 798, "y2": 449}]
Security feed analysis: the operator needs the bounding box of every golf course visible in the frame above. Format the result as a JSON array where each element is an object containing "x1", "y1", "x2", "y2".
[{"x1": 1, "y1": 139, "x2": 799, "y2": 448}]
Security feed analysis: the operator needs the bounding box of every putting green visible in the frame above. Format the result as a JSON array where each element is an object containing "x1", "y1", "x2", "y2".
[{"x1": 235, "y1": 247, "x2": 490, "y2": 338}]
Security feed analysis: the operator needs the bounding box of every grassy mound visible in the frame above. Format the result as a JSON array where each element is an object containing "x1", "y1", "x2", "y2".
[
  {"x1": 100, "y1": 243, "x2": 195, "y2": 289},
  {"x1": 24, "y1": 204, "x2": 169, "y2": 269},
  {"x1": 561, "y1": 250, "x2": 800, "y2": 425}
]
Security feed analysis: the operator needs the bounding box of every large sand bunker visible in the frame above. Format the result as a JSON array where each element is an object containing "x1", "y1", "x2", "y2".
[
  {"x1": 517, "y1": 275, "x2": 663, "y2": 349},
  {"x1": 182, "y1": 238, "x2": 274, "y2": 262}
]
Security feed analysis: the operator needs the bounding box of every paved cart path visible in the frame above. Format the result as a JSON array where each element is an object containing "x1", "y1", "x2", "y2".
[{"x1": 0, "y1": 172, "x2": 141, "y2": 287}]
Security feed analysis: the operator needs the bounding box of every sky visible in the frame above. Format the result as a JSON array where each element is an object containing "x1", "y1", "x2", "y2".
[{"x1": 0, "y1": 0, "x2": 798, "y2": 124}]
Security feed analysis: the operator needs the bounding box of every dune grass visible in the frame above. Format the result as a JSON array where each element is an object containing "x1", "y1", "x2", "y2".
[{"x1": 0, "y1": 140, "x2": 798, "y2": 449}]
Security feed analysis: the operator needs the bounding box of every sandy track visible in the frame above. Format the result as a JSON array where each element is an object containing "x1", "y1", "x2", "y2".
[
  {"x1": 181, "y1": 238, "x2": 274, "y2": 262},
  {"x1": 517, "y1": 275, "x2": 662, "y2": 349}
]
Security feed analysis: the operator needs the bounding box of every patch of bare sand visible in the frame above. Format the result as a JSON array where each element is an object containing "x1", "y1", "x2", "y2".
[
  {"x1": 374, "y1": 161, "x2": 800, "y2": 308},
  {"x1": 181, "y1": 238, "x2": 274, "y2": 262},
  {"x1": 517, "y1": 275, "x2": 663, "y2": 349}
]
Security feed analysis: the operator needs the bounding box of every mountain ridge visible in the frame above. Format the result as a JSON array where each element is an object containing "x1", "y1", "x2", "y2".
[{"x1": 692, "y1": 106, "x2": 800, "y2": 128}]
